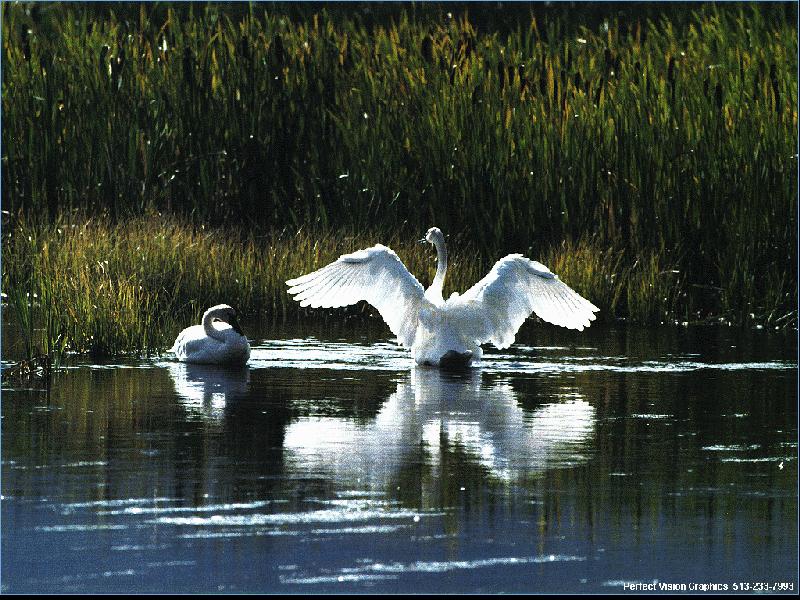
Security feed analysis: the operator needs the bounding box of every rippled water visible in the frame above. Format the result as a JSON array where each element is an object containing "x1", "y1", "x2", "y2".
[{"x1": 2, "y1": 323, "x2": 797, "y2": 593}]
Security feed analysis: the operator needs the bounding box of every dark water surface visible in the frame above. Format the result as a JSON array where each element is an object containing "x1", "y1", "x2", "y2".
[{"x1": 2, "y1": 323, "x2": 797, "y2": 593}]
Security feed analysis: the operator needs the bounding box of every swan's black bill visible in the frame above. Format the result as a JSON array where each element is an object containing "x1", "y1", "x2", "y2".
[{"x1": 229, "y1": 315, "x2": 245, "y2": 336}]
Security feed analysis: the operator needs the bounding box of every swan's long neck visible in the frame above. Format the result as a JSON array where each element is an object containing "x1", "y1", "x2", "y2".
[
  {"x1": 429, "y1": 237, "x2": 448, "y2": 299},
  {"x1": 202, "y1": 310, "x2": 226, "y2": 342}
]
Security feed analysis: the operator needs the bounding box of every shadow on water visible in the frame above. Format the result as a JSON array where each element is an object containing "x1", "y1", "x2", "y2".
[{"x1": 1, "y1": 324, "x2": 797, "y2": 592}]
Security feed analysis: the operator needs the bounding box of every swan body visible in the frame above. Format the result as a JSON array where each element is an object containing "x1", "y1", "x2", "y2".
[
  {"x1": 286, "y1": 227, "x2": 599, "y2": 367},
  {"x1": 170, "y1": 304, "x2": 250, "y2": 366}
]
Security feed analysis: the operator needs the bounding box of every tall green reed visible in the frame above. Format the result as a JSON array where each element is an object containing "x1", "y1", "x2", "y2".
[
  {"x1": 3, "y1": 214, "x2": 659, "y2": 356},
  {"x1": 2, "y1": 3, "x2": 796, "y2": 338}
]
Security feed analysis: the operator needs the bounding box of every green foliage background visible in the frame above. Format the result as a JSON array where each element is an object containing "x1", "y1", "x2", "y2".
[{"x1": 2, "y1": 2, "x2": 797, "y2": 355}]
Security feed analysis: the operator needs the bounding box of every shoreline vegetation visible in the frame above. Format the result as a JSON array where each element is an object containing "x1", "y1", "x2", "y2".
[
  {"x1": 2, "y1": 212, "x2": 792, "y2": 359},
  {"x1": 2, "y1": 3, "x2": 797, "y2": 360}
]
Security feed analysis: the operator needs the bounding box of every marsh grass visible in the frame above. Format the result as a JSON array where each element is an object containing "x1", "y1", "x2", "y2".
[
  {"x1": 3, "y1": 214, "x2": 687, "y2": 357},
  {"x1": 1, "y1": 3, "x2": 797, "y2": 356}
]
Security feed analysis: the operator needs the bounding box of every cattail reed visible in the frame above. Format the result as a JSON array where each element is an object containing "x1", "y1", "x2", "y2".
[
  {"x1": 770, "y1": 63, "x2": 780, "y2": 115},
  {"x1": 182, "y1": 46, "x2": 193, "y2": 85},
  {"x1": 20, "y1": 26, "x2": 30, "y2": 61},
  {"x1": 421, "y1": 35, "x2": 433, "y2": 63}
]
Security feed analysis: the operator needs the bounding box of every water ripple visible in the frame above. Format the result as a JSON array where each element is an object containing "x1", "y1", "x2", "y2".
[
  {"x1": 150, "y1": 508, "x2": 442, "y2": 527},
  {"x1": 42, "y1": 337, "x2": 796, "y2": 376},
  {"x1": 97, "y1": 500, "x2": 283, "y2": 516},
  {"x1": 281, "y1": 554, "x2": 587, "y2": 585},
  {"x1": 35, "y1": 524, "x2": 128, "y2": 532},
  {"x1": 245, "y1": 340, "x2": 796, "y2": 374}
]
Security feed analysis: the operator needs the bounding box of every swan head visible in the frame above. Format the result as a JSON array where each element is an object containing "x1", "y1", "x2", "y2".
[
  {"x1": 204, "y1": 304, "x2": 245, "y2": 336},
  {"x1": 423, "y1": 227, "x2": 445, "y2": 247}
]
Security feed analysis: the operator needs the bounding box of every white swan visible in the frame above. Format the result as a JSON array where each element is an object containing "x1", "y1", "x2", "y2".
[
  {"x1": 286, "y1": 227, "x2": 599, "y2": 367},
  {"x1": 170, "y1": 304, "x2": 251, "y2": 366}
]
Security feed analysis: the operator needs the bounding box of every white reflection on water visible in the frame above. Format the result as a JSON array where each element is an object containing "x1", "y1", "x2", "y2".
[
  {"x1": 283, "y1": 367, "x2": 595, "y2": 485},
  {"x1": 165, "y1": 363, "x2": 250, "y2": 420},
  {"x1": 281, "y1": 553, "x2": 586, "y2": 584},
  {"x1": 248, "y1": 339, "x2": 408, "y2": 370},
  {"x1": 151, "y1": 507, "x2": 434, "y2": 526}
]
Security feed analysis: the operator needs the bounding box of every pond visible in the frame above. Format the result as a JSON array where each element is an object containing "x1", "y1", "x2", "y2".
[{"x1": 2, "y1": 322, "x2": 797, "y2": 593}]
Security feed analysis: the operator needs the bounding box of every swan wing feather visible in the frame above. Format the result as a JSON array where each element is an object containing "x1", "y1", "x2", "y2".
[
  {"x1": 287, "y1": 244, "x2": 426, "y2": 347},
  {"x1": 456, "y1": 254, "x2": 599, "y2": 349}
]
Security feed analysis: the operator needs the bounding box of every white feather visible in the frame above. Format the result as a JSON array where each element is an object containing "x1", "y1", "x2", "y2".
[
  {"x1": 456, "y1": 255, "x2": 599, "y2": 349},
  {"x1": 286, "y1": 244, "x2": 426, "y2": 347}
]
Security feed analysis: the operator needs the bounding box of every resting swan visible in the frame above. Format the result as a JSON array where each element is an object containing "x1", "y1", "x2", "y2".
[
  {"x1": 286, "y1": 227, "x2": 599, "y2": 367},
  {"x1": 170, "y1": 304, "x2": 250, "y2": 366}
]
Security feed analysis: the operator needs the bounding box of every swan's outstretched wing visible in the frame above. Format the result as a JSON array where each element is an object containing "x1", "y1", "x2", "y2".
[
  {"x1": 456, "y1": 254, "x2": 599, "y2": 349},
  {"x1": 286, "y1": 244, "x2": 426, "y2": 347}
]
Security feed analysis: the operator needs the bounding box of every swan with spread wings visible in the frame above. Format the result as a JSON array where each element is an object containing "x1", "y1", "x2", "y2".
[{"x1": 286, "y1": 227, "x2": 599, "y2": 367}]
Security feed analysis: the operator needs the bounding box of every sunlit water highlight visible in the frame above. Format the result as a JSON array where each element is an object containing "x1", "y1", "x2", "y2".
[
  {"x1": 243, "y1": 338, "x2": 795, "y2": 374},
  {"x1": 2, "y1": 324, "x2": 797, "y2": 592}
]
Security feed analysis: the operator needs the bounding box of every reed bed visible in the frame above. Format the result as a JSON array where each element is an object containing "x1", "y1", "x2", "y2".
[
  {"x1": 3, "y1": 213, "x2": 677, "y2": 357},
  {"x1": 1, "y1": 3, "x2": 796, "y2": 356}
]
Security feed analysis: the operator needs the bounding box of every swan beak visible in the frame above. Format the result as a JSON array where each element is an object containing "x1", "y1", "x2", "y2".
[
  {"x1": 417, "y1": 238, "x2": 427, "y2": 244},
  {"x1": 229, "y1": 315, "x2": 245, "y2": 336}
]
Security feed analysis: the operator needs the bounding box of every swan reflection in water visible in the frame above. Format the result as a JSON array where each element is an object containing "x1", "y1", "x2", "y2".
[
  {"x1": 166, "y1": 363, "x2": 250, "y2": 421},
  {"x1": 283, "y1": 367, "x2": 596, "y2": 487}
]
